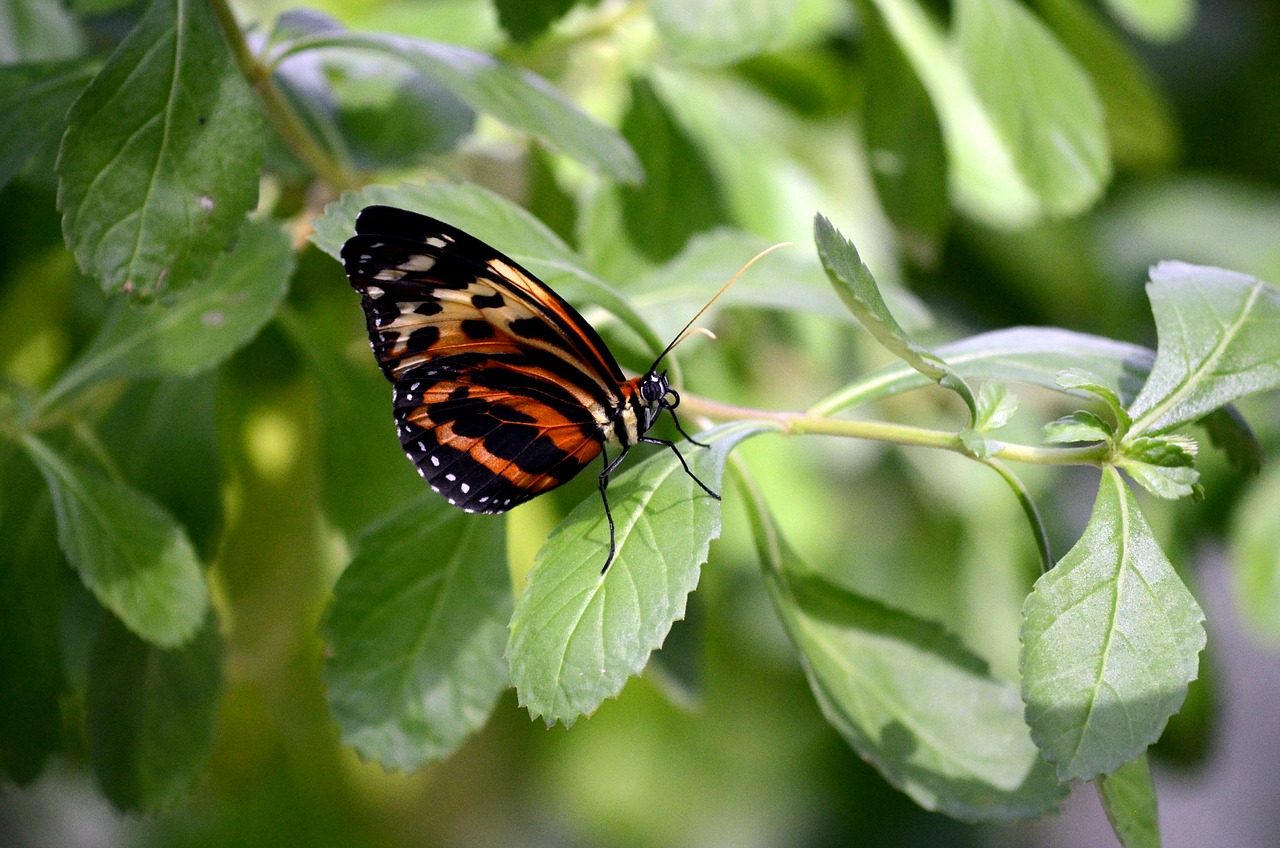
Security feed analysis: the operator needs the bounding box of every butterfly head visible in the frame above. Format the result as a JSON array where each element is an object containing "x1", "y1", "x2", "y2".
[{"x1": 636, "y1": 370, "x2": 677, "y2": 431}]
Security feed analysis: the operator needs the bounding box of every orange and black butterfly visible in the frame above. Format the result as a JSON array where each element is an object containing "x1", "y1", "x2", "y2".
[{"x1": 342, "y1": 205, "x2": 719, "y2": 571}]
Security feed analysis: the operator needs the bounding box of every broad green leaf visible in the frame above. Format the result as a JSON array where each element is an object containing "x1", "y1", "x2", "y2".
[
  {"x1": 1057, "y1": 368, "x2": 1132, "y2": 433},
  {"x1": 1021, "y1": 468, "x2": 1205, "y2": 780},
  {"x1": 745, "y1": 485, "x2": 1065, "y2": 820},
  {"x1": 620, "y1": 78, "x2": 730, "y2": 262},
  {"x1": 0, "y1": 0, "x2": 85, "y2": 63},
  {"x1": 1044, "y1": 411, "x2": 1114, "y2": 445},
  {"x1": 650, "y1": 0, "x2": 797, "y2": 66},
  {"x1": 494, "y1": 0, "x2": 580, "y2": 43},
  {"x1": 86, "y1": 611, "x2": 222, "y2": 811},
  {"x1": 23, "y1": 436, "x2": 207, "y2": 648},
  {"x1": 862, "y1": 0, "x2": 949, "y2": 244},
  {"x1": 274, "y1": 30, "x2": 640, "y2": 184},
  {"x1": 0, "y1": 59, "x2": 95, "y2": 190},
  {"x1": 324, "y1": 497, "x2": 510, "y2": 770},
  {"x1": 57, "y1": 0, "x2": 263, "y2": 297},
  {"x1": 1032, "y1": 0, "x2": 1177, "y2": 172},
  {"x1": 42, "y1": 219, "x2": 293, "y2": 411},
  {"x1": 814, "y1": 213, "x2": 977, "y2": 420},
  {"x1": 1126, "y1": 263, "x2": 1280, "y2": 437},
  {"x1": 1102, "y1": 0, "x2": 1193, "y2": 42},
  {"x1": 314, "y1": 183, "x2": 665, "y2": 365},
  {"x1": 1096, "y1": 754, "x2": 1161, "y2": 848},
  {"x1": 1230, "y1": 465, "x2": 1280, "y2": 646},
  {"x1": 0, "y1": 449, "x2": 65, "y2": 784},
  {"x1": 508, "y1": 422, "x2": 771, "y2": 724},
  {"x1": 974, "y1": 382, "x2": 1018, "y2": 432},
  {"x1": 955, "y1": 0, "x2": 1110, "y2": 217}
]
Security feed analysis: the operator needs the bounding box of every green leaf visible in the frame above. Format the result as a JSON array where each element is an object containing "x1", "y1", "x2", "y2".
[
  {"x1": 1102, "y1": 0, "x2": 1193, "y2": 42},
  {"x1": 324, "y1": 497, "x2": 511, "y2": 770},
  {"x1": 1021, "y1": 468, "x2": 1205, "y2": 781},
  {"x1": 42, "y1": 219, "x2": 293, "y2": 411},
  {"x1": 276, "y1": 30, "x2": 640, "y2": 184},
  {"x1": 745, "y1": 486, "x2": 1065, "y2": 820},
  {"x1": 1057, "y1": 368, "x2": 1133, "y2": 433},
  {"x1": 23, "y1": 436, "x2": 208, "y2": 648},
  {"x1": 314, "y1": 183, "x2": 666, "y2": 365},
  {"x1": 57, "y1": 0, "x2": 263, "y2": 297},
  {"x1": 1032, "y1": 0, "x2": 1178, "y2": 172},
  {"x1": 507, "y1": 423, "x2": 770, "y2": 725},
  {"x1": 814, "y1": 212, "x2": 977, "y2": 421},
  {"x1": 0, "y1": 449, "x2": 65, "y2": 784},
  {"x1": 494, "y1": 0, "x2": 581, "y2": 43},
  {"x1": 620, "y1": 78, "x2": 730, "y2": 262},
  {"x1": 1127, "y1": 262, "x2": 1280, "y2": 437},
  {"x1": 1231, "y1": 465, "x2": 1280, "y2": 646},
  {"x1": 86, "y1": 610, "x2": 222, "y2": 812},
  {"x1": 0, "y1": 0, "x2": 85, "y2": 63},
  {"x1": 975, "y1": 381, "x2": 1018, "y2": 432},
  {"x1": 1096, "y1": 754, "x2": 1161, "y2": 848},
  {"x1": 649, "y1": 0, "x2": 797, "y2": 66},
  {"x1": 0, "y1": 59, "x2": 96, "y2": 190},
  {"x1": 1044, "y1": 411, "x2": 1114, "y2": 445}
]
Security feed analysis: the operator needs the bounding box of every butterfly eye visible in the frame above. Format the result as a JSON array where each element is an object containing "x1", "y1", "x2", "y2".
[{"x1": 639, "y1": 373, "x2": 668, "y2": 403}]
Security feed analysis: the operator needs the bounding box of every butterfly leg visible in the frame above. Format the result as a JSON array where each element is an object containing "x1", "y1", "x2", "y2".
[
  {"x1": 638, "y1": 436, "x2": 721, "y2": 501},
  {"x1": 662, "y1": 391, "x2": 711, "y2": 448},
  {"x1": 598, "y1": 445, "x2": 632, "y2": 574}
]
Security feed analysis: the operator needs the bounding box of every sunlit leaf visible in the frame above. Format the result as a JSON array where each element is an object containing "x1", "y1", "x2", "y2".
[
  {"x1": 1022, "y1": 468, "x2": 1205, "y2": 780},
  {"x1": 1096, "y1": 754, "x2": 1161, "y2": 848},
  {"x1": 58, "y1": 0, "x2": 263, "y2": 297},
  {"x1": 1127, "y1": 263, "x2": 1280, "y2": 436},
  {"x1": 650, "y1": 0, "x2": 797, "y2": 66},
  {"x1": 86, "y1": 611, "x2": 222, "y2": 811},
  {"x1": 324, "y1": 497, "x2": 510, "y2": 770},
  {"x1": 1102, "y1": 0, "x2": 1193, "y2": 42},
  {"x1": 508, "y1": 423, "x2": 770, "y2": 724},
  {"x1": 24, "y1": 436, "x2": 207, "y2": 648}
]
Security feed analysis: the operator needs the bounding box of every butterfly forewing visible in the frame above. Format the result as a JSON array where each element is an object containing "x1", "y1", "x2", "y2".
[{"x1": 342, "y1": 206, "x2": 632, "y2": 513}]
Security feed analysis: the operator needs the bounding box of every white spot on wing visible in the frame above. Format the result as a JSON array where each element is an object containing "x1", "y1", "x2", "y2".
[
  {"x1": 374, "y1": 268, "x2": 406, "y2": 281},
  {"x1": 399, "y1": 254, "x2": 437, "y2": 272}
]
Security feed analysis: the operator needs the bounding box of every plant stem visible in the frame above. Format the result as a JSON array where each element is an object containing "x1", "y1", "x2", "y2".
[{"x1": 207, "y1": 0, "x2": 359, "y2": 193}]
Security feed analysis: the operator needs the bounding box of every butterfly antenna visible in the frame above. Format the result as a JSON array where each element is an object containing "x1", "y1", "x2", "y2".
[{"x1": 648, "y1": 241, "x2": 792, "y2": 371}]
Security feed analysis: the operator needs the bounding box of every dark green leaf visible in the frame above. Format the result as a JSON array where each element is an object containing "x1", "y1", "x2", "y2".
[
  {"x1": 0, "y1": 59, "x2": 95, "y2": 190},
  {"x1": 0, "y1": 449, "x2": 65, "y2": 784},
  {"x1": 23, "y1": 436, "x2": 208, "y2": 648},
  {"x1": 0, "y1": 0, "x2": 85, "y2": 63},
  {"x1": 508, "y1": 423, "x2": 770, "y2": 725},
  {"x1": 58, "y1": 0, "x2": 263, "y2": 297},
  {"x1": 43, "y1": 219, "x2": 293, "y2": 410},
  {"x1": 1022, "y1": 468, "x2": 1205, "y2": 780},
  {"x1": 86, "y1": 610, "x2": 222, "y2": 811},
  {"x1": 620, "y1": 78, "x2": 729, "y2": 262},
  {"x1": 1201, "y1": 406, "x2": 1262, "y2": 477},
  {"x1": 276, "y1": 30, "x2": 640, "y2": 184},
  {"x1": 1127, "y1": 262, "x2": 1280, "y2": 436},
  {"x1": 494, "y1": 0, "x2": 581, "y2": 43},
  {"x1": 745, "y1": 486, "x2": 1065, "y2": 820},
  {"x1": 324, "y1": 497, "x2": 510, "y2": 769},
  {"x1": 814, "y1": 212, "x2": 977, "y2": 420},
  {"x1": 649, "y1": 0, "x2": 796, "y2": 66},
  {"x1": 1096, "y1": 754, "x2": 1161, "y2": 848}
]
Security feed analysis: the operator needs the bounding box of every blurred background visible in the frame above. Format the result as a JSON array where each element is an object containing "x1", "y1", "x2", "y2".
[{"x1": 3, "y1": 0, "x2": 1280, "y2": 845}]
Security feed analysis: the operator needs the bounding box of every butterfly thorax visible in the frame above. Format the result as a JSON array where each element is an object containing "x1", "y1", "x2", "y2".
[{"x1": 607, "y1": 370, "x2": 670, "y2": 448}]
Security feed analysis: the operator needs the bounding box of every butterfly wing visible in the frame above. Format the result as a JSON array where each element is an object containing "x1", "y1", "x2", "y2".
[{"x1": 342, "y1": 205, "x2": 627, "y2": 513}]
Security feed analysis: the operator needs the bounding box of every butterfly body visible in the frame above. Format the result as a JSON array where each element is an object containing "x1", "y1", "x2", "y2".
[{"x1": 342, "y1": 206, "x2": 716, "y2": 567}]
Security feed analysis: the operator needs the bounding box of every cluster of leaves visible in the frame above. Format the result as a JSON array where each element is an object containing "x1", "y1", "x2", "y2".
[{"x1": 2, "y1": 0, "x2": 1278, "y2": 846}]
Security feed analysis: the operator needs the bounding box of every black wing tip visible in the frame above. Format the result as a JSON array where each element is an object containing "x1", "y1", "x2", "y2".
[{"x1": 354, "y1": 205, "x2": 449, "y2": 238}]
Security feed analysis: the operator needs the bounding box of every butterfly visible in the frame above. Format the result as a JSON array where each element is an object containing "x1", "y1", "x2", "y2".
[{"x1": 341, "y1": 205, "x2": 720, "y2": 572}]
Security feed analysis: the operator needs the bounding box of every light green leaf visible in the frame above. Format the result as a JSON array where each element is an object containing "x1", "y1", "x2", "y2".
[
  {"x1": 0, "y1": 59, "x2": 95, "y2": 190},
  {"x1": 745, "y1": 485, "x2": 1065, "y2": 820},
  {"x1": 324, "y1": 497, "x2": 511, "y2": 770},
  {"x1": 1096, "y1": 754, "x2": 1161, "y2": 848},
  {"x1": 975, "y1": 382, "x2": 1018, "y2": 432},
  {"x1": 42, "y1": 219, "x2": 293, "y2": 411},
  {"x1": 1116, "y1": 434, "x2": 1200, "y2": 499},
  {"x1": 507, "y1": 423, "x2": 770, "y2": 725},
  {"x1": 815, "y1": 212, "x2": 977, "y2": 421},
  {"x1": 57, "y1": 0, "x2": 263, "y2": 297},
  {"x1": 275, "y1": 30, "x2": 640, "y2": 184},
  {"x1": 1057, "y1": 368, "x2": 1132, "y2": 433},
  {"x1": 650, "y1": 0, "x2": 797, "y2": 66},
  {"x1": 1126, "y1": 263, "x2": 1280, "y2": 436},
  {"x1": 23, "y1": 436, "x2": 207, "y2": 648},
  {"x1": 1021, "y1": 468, "x2": 1205, "y2": 780},
  {"x1": 1044, "y1": 410, "x2": 1114, "y2": 445},
  {"x1": 314, "y1": 183, "x2": 665, "y2": 366},
  {"x1": 0, "y1": 0, "x2": 85, "y2": 63},
  {"x1": 1102, "y1": 0, "x2": 1193, "y2": 42},
  {"x1": 1230, "y1": 464, "x2": 1280, "y2": 646},
  {"x1": 86, "y1": 611, "x2": 222, "y2": 811}
]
